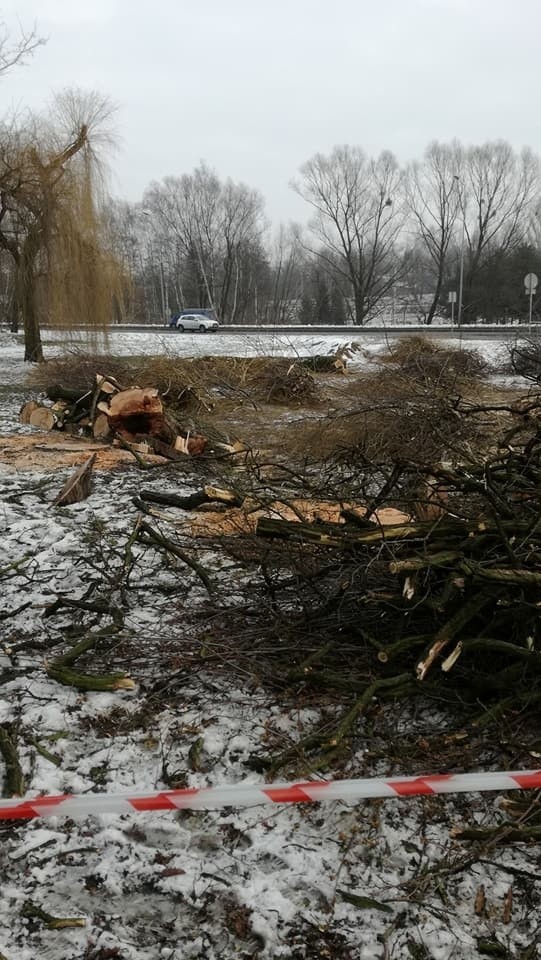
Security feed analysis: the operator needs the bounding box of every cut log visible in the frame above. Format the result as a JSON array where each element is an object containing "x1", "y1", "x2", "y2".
[
  {"x1": 112, "y1": 438, "x2": 150, "y2": 455},
  {"x1": 108, "y1": 387, "x2": 161, "y2": 418},
  {"x1": 92, "y1": 412, "x2": 112, "y2": 440},
  {"x1": 19, "y1": 400, "x2": 41, "y2": 424},
  {"x1": 138, "y1": 486, "x2": 243, "y2": 510},
  {"x1": 255, "y1": 515, "x2": 472, "y2": 548},
  {"x1": 106, "y1": 387, "x2": 165, "y2": 440},
  {"x1": 144, "y1": 436, "x2": 185, "y2": 460},
  {"x1": 46, "y1": 384, "x2": 92, "y2": 405},
  {"x1": 174, "y1": 433, "x2": 208, "y2": 456},
  {"x1": 63, "y1": 423, "x2": 80, "y2": 436},
  {"x1": 52, "y1": 453, "x2": 96, "y2": 507},
  {"x1": 96, "y1": 373, "x2": 122, "y2": 394},
  {"x1": 187, "y1": 435, "x2": 207, "y2": 455},
  {"x1": 28, "y1": 407, "x2": 56, "y2": 431}
]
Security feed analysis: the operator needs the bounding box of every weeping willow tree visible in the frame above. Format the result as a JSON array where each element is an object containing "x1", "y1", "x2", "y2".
[{"x1": 0, "y1": 89, "x2": 126, "y2": 361}]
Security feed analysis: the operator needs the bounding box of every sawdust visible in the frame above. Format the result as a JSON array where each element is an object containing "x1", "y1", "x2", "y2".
[{"x1": 0, "y1": 433, "x2": 168, "y2": 471}]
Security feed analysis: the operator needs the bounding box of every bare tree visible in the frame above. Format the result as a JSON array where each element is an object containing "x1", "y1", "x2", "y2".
[
  {"x1": 144, "y1": 163, "x2": 266, "y2": 322},
  {"x1": 0, "y1": 89, "x2": 119, "y2": 360},
  {"x1": 407, "y1": 141, "x2": 463, "y2": 324},
  {"x1": 292, "y1": 145, "x2": 405, "y2": 324},
  {"x1": 0, "y1": 17, "x2": 44, "y2": 76},
  {"x1": 103, "y1": 199, "x2": 152, "y2": 322},
  {"x1": 459, "y1": 141, "x2": 540, "y2": 318},
  {"x1": 220, "y1": 178, "x2": 266, "y2": 321},
  {"x1": 261, "y1": 224, "x2": 305, "y2": 324}
]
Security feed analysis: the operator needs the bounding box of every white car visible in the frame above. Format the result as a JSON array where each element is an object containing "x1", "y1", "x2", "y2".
[{"x1": 175, "y1": 314, "x2": 219, "y2": 332}]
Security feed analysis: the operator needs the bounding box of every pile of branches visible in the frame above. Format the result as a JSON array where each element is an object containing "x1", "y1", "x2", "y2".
[
  {"x1": 379, "y1": 334, "x2": 489, "y2": 386},
  {"x1": 508, "y1": 335, "x2": 541, "y2": 382},
  {"x1": 27, "y1": 350, "x2": 326, "y2": 409},
  {"x1": 200, "y1": 392, "x2": 541, "y2": 782}
]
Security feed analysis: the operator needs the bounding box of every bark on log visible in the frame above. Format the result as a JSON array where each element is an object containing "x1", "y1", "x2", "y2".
[
  {"x1": 255, "y1": 516, "x2": 473, "y2": 548},
  {"x1": 46, "y1": 384, "x2": 92, "y2": 405},
  {"x1": 0, "y1": 724, "x2": 25, "y2": 796},
  {"x1": 138, "y1": 486, "x2": 243, "y2": 510}
]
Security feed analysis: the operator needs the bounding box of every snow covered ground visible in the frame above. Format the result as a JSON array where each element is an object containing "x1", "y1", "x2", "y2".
[
  {"x1": 0, "y1": 326, "x2": 513, "y2": 366},
  {"x1": 0, "y1": 329, "x2": 540, "y2": 960}
]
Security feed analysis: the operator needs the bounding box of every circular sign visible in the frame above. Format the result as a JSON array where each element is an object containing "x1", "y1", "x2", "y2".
[{"x1": 524, "y1": 272, "x2": 538, "y2": 293}]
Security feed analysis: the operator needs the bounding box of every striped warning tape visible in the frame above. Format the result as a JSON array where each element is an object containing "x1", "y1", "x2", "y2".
[{"x1": 0, "y1": 769, "x2": 540, "y2": 820}]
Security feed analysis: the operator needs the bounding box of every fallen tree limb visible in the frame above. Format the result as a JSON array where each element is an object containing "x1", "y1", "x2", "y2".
[
  {"x1": 454, "y1": 824, "x2": 541, "y2": 843},
  {"x1": 137, "y1": 520, "x2": 215, "y2": 594},
  {"x1": 255, "y1": 516, "x2": 474, "y2": 549},
  {"x1": 416, "y1": 591, "x2": 493, "y2": 680},
  {"x1": 389, "y1": 551, "x2": 463, "y2": 574},
  {"x1": 46, "y1": 662, "x2": 136, "y2": 692},
  {"x1": 21, "y1": 901, "x2": 86, "y2": 930},
  {"x1": 46, "y1": 384, "x2": 92, "y2": 405},
  {"x1": 45, "y1": 630, "x2": 135, "y2": 692},
  {"x1": 461, "y1": 560, "x2": 541, "y2": 586},
  {"x1": 138, "y1": 486, "x2": 243, "y2": 510},
  {"x1": 264, "y1": 673, "x2": 413, "y2": 775},
  {"x1": 112, "y1": 431, "x2": 153, "y2": 468},
  {"x1": 0, "y1": 724, "x2": 25, "y2": 796}
]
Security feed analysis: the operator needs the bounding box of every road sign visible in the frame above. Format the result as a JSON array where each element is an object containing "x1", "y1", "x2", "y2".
[
  {"x1": 448, "y1": 291, "x2": 457, "y2": 303},
  {"x1": 524, "y1": 273, "x2": 538, "y2": 294}
]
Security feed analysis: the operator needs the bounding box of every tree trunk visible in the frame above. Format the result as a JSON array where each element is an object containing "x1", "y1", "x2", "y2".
[
  {"x1": 8, "y1": 285, "x2": 19, "y2": 333},
  {"x1": 23, "y1": 293, "x2": 43, "y2": 361},
  {"x1": 425, "y1": 271, "x2": 443, "y2": 325},
  {"x1": 353, "y1": 284, "x2": 366, "y2": 326},
  {"x1": 19, "y1": 234, "x2": 43, "y2": 362}
]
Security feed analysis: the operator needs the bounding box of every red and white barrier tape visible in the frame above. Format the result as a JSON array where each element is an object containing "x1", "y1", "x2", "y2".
[{"x1": 1, "y1": 769, "x2": 540, "y2": 820}]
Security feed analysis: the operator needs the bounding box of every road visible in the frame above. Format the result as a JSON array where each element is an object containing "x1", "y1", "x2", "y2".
[{"x1": 116, "y1": 323, "x2": 534, "y2": 340}]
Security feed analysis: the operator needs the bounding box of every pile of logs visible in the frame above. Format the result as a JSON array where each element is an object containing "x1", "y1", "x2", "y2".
[{"x1": 20, "y1": 374, "x2": 207, "y2": 459}]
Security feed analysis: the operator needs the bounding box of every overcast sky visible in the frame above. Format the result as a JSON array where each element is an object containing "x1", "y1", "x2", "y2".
[{"x1": 2, "y1": 0, "x2": 540, "y2": 224}]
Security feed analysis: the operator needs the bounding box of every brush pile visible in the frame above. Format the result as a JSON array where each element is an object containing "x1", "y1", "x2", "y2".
[{"x1": 213, "y1": 391, "x2": 541, "y2": 780}]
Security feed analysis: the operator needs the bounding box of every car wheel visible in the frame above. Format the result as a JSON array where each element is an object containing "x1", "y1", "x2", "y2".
[
  {"x1": 199, "y1": 324, "x2": 206, "y2": 332},
  {"x1": 177, "y1": 324, "x2": 185, "y2": 332}
]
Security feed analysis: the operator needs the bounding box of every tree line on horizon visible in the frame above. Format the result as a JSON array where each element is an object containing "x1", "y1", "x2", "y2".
[
  {"x1": 107, "y1": 140, "x2": 541, "y2": 331},
  {"x1": 1, "y1": 18, "x2": 540, "y2": 360}
]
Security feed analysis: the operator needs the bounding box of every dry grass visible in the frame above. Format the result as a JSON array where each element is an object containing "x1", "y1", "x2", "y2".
[
  {"x1": 506, "y1": 336, "x2": 541, "y2": 381},
  {"x1": 278, "y1": 361, "x2": 518, "y2": 469},
  {"x1": 377, "y1": 335, "x2": 489, "y2": 386},
  {"x1": 27, "y1": 351, "x2": 320, "y2": 409}
]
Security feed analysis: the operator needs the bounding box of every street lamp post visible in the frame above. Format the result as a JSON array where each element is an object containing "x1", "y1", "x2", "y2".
[{"x1": 457, "y1": 219, "x2": 465, "y2": 330}]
